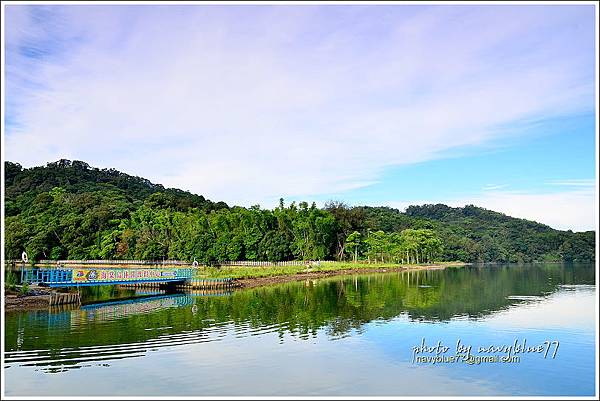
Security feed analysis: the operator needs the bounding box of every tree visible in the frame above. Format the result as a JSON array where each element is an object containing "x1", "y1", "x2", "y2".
[
  {"x1": 324, "y1": 201, "x2": 366, "y2": 260},
  {"x1": 365, "y1": 230, "x2": 387, "y2": 263},
  {"x1": 259, "y1": 231, "x2": 291, "y2": 262},
  {"x1": 345, "y1": 231, "x2": 362, "y2": 262}
]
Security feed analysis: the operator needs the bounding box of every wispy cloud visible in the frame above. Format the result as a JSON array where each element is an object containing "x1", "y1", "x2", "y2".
[
  {"x1": 482, "y1": 184, "x2": 508, "y2": 191},
  {"x1": 547, "y1": 179, "x2": 596, "y2": 187},
  {"x1": 4, "y1": 5, "x2": 596, "y2": 209}
]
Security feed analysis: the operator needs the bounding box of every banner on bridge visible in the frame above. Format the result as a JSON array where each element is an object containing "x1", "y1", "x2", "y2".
[{"x1": 72, "y1": 268, "x2": 179, "y2": 283}]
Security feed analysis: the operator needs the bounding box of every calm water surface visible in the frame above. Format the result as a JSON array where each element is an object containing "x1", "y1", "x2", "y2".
[{"x1": 4, "y1": 264, "x2": 596, "y2": 396}]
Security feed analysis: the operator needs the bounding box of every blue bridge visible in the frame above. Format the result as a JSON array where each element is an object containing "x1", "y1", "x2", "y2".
[{"x1": 21, "y1": 267, "x2": 195, "y2": 288}]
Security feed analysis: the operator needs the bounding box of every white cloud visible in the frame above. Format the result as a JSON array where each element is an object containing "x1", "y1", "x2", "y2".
[
  {"x1": 547, "y1": 179, "x2": 595, "y2": 187},
  {"x1": 482, "y1": 184, "x2": 508, "y2": 191},
  {"x1": 387, "y1": 188, "x2": 597, "y2": 232},
  {"x1": 483, "y1": 286, "x2": 596, "y2": 330},
  {"x1": 4, "y1": 5, "x2": 596, "y2": 210}
]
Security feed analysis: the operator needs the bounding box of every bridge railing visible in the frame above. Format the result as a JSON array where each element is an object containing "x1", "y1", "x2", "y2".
[
  {"x1": 23, "y1": 269, "x2": 73, "y2": 284},
  {"x1": 22, "y1": 267, "x2": 194, "y2": 285},
  {"x1": 36, "y1": 259, "x2": 193, "y2": 266}
]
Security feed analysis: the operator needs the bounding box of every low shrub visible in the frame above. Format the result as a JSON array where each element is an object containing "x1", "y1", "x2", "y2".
[{"x1": 19, "y1": 282, "x2": 30, "y2": 296}]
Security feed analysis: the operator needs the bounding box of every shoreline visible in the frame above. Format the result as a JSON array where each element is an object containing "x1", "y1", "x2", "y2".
[
  {"x1": 4, "y1": 262, "x2": 466, "y2": 312},
  {"x1": 234, "y1": 262, "x2": 466, "y2": 289},
  {"x1": 5, "y1": 288, "x2": 53, "y2": 312}
]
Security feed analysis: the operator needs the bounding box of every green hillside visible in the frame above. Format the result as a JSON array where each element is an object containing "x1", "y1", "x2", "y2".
[
  {"x1": 4, "y1": 160, "x2": 595, "y2": 264},
  {"x1": 359, "y1": 205, "x2": 594, "y2": 263}
]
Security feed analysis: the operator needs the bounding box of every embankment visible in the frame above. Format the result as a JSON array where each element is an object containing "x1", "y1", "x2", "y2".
[{"x1": 234, "y1": 262, "x2": 466, "y2": 289}]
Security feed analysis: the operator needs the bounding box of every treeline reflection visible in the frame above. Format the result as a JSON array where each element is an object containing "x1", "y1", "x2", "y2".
[{"x1": 4, "y1": 264, "x2": 594, "y2": 372}]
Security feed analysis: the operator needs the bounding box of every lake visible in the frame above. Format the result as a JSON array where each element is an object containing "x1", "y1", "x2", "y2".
[{"x1": 4, "y1": 263, "x2": 596, "y2": 396}]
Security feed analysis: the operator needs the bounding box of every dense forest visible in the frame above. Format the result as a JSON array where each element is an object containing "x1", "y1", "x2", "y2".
[{"x1": 4, "y1": 160, "x2": 595, "y2": 264}]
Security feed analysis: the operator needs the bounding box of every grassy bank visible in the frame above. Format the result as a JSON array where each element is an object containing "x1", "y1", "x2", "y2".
[{"x1": 195, "y1": 261, "x2": 466, "y2": 280}]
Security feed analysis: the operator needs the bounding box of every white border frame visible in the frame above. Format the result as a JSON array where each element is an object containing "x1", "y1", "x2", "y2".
[{"x1": 1, "y1": 1, "x2": 598, "y2": 400}]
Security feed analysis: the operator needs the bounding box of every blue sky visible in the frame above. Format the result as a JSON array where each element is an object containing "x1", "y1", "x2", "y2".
[
  {"x1": 3, "y1": 4, "x2": 597, "y2": 231},
  {"x1": 300, "y1": 113, "x2": 596, "y2": 201}
]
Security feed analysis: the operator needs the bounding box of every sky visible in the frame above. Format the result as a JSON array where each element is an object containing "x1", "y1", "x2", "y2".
[{"x1": 3, "y1": 4, "x2": 597, "y2": 231}]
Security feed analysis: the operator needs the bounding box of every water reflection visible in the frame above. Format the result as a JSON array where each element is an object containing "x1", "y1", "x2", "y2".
[{"x1": 3, "y1": 263, "x2": 596, "y2": 395}]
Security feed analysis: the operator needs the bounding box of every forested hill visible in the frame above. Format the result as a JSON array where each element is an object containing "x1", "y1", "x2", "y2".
[
  {"x1": 4, "y1": 160, "x2": 595, "y2": 264},
  {"x1": 5, "y1": 160, "x2": 228, "y2": 215},
  {"x1": 359, "y1": 205, "x2": 594, "y2": 263}
]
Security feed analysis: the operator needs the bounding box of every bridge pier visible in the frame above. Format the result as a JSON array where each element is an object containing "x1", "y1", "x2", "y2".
[
  {"x1": 49, "y1": 292, "x2": 81, "y2": 307},
  {"x1": 175, "y1": 278, "x2": 238, "y2": 290}
]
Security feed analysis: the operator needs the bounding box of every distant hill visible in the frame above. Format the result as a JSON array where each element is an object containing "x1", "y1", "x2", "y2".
[
  {"x1": 3, "y1": 160, "x2": 595, "y2": 263},
  {"x1": 358, "y1": 205, "x2": 594, "y2": 263}
]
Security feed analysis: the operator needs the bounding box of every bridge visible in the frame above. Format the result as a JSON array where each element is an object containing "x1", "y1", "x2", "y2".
[{"x1": 21, "y1": 267, "x2": 195, "y2": 288}]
